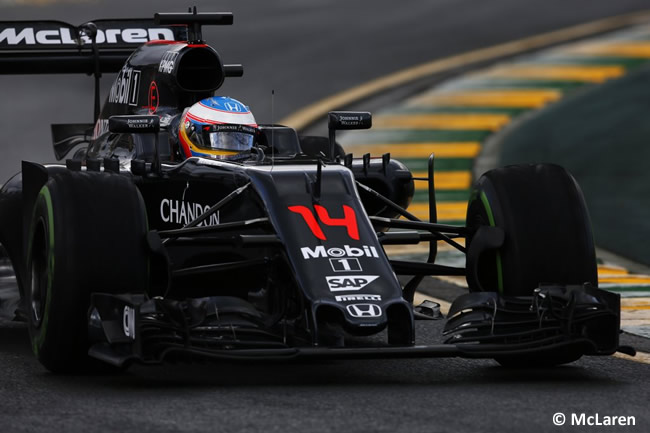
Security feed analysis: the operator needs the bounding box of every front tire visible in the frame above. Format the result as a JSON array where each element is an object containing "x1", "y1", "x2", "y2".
[
  {"x1": 465, "y1": 163, "x2": 597, "y2": 366},
  {"x1": 27, "y1": 171, "x2": 149, "y2": 373}
]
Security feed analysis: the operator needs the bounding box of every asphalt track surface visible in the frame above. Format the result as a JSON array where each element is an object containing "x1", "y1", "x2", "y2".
[{"x1": 1, "y1": 1, "x2": 650, "y2": 432}]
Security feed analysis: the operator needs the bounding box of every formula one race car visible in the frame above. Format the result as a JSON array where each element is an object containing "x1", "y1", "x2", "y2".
[{"x1": 0, "y1": 10, "x2": 632, "y2": 373}]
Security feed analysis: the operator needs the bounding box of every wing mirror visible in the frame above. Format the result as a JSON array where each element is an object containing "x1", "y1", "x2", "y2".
[
  {"x1": 108, "y1": 115, "x2": 161, "y2": 175},
  {"x1": 108, "y1": 115, "x2": 160, "y2": 134},
  {"x1": 327, "y1": 111, "x2": 371, "y2": 160}
]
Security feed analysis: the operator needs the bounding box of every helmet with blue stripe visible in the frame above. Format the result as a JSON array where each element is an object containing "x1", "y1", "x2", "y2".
[{"x1": 179, "y1": 96, "x2": 258, "y2": 160}]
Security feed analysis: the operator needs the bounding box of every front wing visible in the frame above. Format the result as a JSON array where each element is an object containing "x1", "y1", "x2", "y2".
[{"x1": 86, "y1": 284, "x2": 628, "y2": 366}]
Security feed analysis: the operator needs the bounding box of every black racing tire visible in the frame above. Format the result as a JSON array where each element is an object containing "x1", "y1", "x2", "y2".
[
  {"x1": 465, "y1": 163, "x2": 597, "y2": 367},
  {"x1": 466, "y1": 163, "x2": 597, "y2": 295},
  {"x1": 26, "y1": 171, "x2": 149, "y2": 373}
]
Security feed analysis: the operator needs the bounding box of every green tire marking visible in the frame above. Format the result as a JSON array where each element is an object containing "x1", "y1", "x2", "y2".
[
  {"x1": 480, "y1": 190, "x2": 503, "y2": 293},
  {"x1": 31, "y1": 186, "x2": 55, "y2": 356}
]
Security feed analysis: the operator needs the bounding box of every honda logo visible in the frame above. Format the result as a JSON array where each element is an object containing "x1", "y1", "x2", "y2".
[
  {"x1": 346, "y1": 303, "x2": 382, "y2": 318},
  {"x1": 224, "y1": 101, "x2": 242, "y2": 112}
]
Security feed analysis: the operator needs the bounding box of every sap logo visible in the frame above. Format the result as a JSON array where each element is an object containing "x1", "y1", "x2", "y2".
[
  {"x1": 158, "y1": 51, "x2": 179, "y2": 74},
  {"x1": 289, "y1": 204, "x2": 359, "y2": 240},
  {"x1": 108, "y1": 66, "x2": 141, "y2": 106},
  {"x1": 346, "y1": 304, "x2": 382, "y2": 318},
  {"x1": 335, "y1": 294, "x2": 381, "y2": 302},
  {"x1": 0, "y1": 27, "x2": 175, "y2": 46},
  {"x1": 301, "y1": 245, "x2": 379, "y2": 260},
  {"x1": 160, "y1": 199, "x2": 220, "y2": 227},
  {"x1": 325, "y1": 275, "x2": 379, "y2": 292}
]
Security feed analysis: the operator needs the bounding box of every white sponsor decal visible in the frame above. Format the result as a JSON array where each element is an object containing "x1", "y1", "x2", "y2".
[
  {"x1": 335, "y1": 294, "x2": 381, "y2": 302},
  {"x1": 158, "y1": 50, "x2": 179, "y2": 74},
  {"x1": 123, "y1": 306, "x2": 136, "y2": 339},
  {"x1": 326, "y1": 275, "x2": 379, "y2": 291},
  {"x1": 346, "y1": 304, "x2": 382, "y2": 318},
  {"x1": 108, "y1": 66, "x2": 141, "y2": 106},
  {"x1": 160, "y1": 199, "x2": 220, "y2": 226},
  {"x1": 0, "y1": 27, "x2": 175, "y2": 46},
  {"x1": 301, "y1": 244, "x2": 379, "y2": 260},
  {"x1": 329, "y1": 257, "x2": 362, "y2": 272}
]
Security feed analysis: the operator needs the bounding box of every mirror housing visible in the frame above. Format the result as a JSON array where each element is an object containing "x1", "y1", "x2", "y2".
[
  {"x1": 108, "y1": 115, "x2": 161, "y2": 175},
  {"x1": 328, "y1": 111, "x2": 372, "y2": 130},
  {"x1": 327, "y1": 111, "x2": 372, "y2": 160},
  {"x1": 108, "y1": 115, "x2": 160, "y2": 134}
]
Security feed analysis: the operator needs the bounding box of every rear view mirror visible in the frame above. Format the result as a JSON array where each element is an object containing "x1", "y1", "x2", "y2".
[
  {"x1": 327, "y1": 111, "x2": 372, "y2": 161},
  {"x1": 108, "y1": 115, "x2": 161, "y2": 175},
  {"x1": 328, "y1": 111, "x2": 372, "y2": 130},
  {"x1": 108, "y1": 115, "x2": 160, "y2": 134}
]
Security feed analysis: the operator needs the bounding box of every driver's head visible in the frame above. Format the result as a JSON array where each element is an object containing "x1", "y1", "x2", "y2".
[{"x1": 179, "y1": 96, "x2": 258, "y2": 160}]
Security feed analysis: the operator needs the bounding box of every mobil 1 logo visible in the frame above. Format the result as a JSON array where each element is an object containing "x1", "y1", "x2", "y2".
[{"x1": 329, "y1": 257, "x2": 362, "y2": 272}]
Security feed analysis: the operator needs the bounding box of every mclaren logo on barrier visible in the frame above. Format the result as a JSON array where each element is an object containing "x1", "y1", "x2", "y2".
[{"x1": 346, "y1": 304, "x2": 382, "y2": 318}]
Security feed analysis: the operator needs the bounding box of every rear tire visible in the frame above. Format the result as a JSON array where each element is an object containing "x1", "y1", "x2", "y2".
[
  {"x1": 27, "y1": 171, "x2": 149, "y2": 373},
  {"x1": 465, "y1": 163, "x2": 597, "y2": 366}
]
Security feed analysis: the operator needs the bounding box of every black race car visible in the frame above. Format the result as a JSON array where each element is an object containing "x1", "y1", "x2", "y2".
[{"x1": 0, "y1": 10, "x2": 631, "y2": 372}]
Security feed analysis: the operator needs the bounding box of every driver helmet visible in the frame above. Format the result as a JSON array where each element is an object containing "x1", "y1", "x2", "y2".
[{"x1": 179, "y1": 96, "x2": 258, "y2": 160}]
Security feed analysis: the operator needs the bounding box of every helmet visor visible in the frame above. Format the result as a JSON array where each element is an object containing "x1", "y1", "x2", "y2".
[{"x1": 190, "y1": 124, "x2": 257, "y2": 153}]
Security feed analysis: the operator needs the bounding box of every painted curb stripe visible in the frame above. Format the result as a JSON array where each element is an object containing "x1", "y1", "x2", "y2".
[
  {"x1": 372, "y1": 113, "x2": 511, "y2": 130},
  {"x1": 566, "y1": 41, "x2": 650, "y2": 57},
  {"x1": 345, "y1": 142, "x2": 481, "y2": 158},
  {"x1": 613, "y1": 351, "x2": 650, "y2": 365},
  {"x1": 343, "y1": 130, "x2": 491, "y2": 144},
  {"x1": 483, "y1": 64, "x2": 625, "y2": 82},
  {"x1": 401, "y1": 158, "x2": 473, "y2": 172},
  {"x1": 438, "y1": 79, "x2": 580, "y2": 91},
  {"x1": 414, "y1": 190, "x2": 471, "y2": 202},
  {"x1": 523, "y1": 56, "x2": 649, "y2": 67},
  {"x1": 600, "y1": 277, "x2": 650, "y2": 284},
  {"x1": 408, "y1": 202, "x2": 468, "y2": 221},
  {"x1": 387, "y1": 106, "x2": 529, "y2": 115},
  {"x1": 411, "y1": 171, "x2": 472, "y2": 190},
  {"x1": 407, "y1": 89, "x2": 563, "y2": 108}
]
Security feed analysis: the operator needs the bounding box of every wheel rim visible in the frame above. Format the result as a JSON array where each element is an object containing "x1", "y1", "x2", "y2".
[{"x1": 30, "y1": 221, "x2": 48, "y2": 328}]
